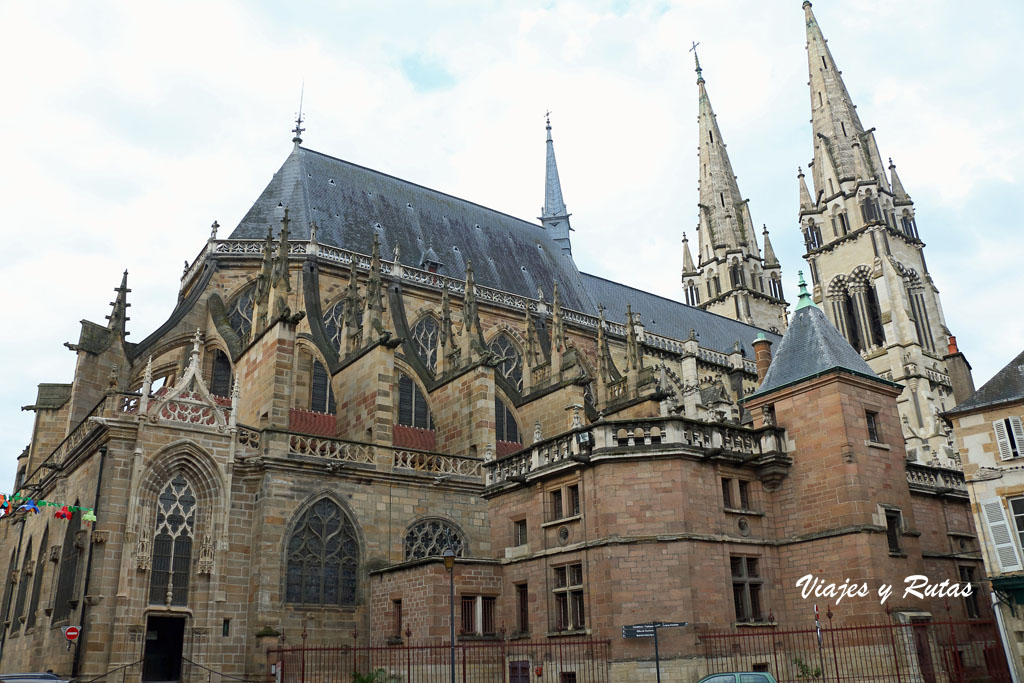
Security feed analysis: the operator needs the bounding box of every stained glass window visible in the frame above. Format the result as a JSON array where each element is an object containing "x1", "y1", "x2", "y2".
[
  {"x1": 149, "y1": 474, "x2": 195, "y2": 606},
  {"x1": 410, "y1": 316, "x2": 439, "y2": 372},
  {"x1": 323, "y1": 300, "x2": 345, "y2": 351},
  {"x1": 25, "y1": 527, "x2": 47, "y2": 629},
  {"x1": 398, "y1": 373, "x2": 434, "y2": 430},
  {"x1": 311, "y1": 360, "x2": 336, "y2": 413},
  {"x1": 495, "y1": 397, "x2": 520, "y2": 444},
  {"x1": 228, "y1": 285, "x2": 256, "y2": 343},
  {"x1": 487, "y1": 334, "x2": 523, "y2": 393},
  {"x1": 285, "y1": 499, "x2": 359, "y2": 606},
  {"x1": 403, "y1": 519, "x2": 465, "y2": 561},
  {"x1": 51, "y1": 501, "x2": 82, "y2": 623}
]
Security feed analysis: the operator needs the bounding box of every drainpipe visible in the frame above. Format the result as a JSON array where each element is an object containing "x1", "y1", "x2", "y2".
[
  {"x1": 71, "y1": 444, "x2": 107, "y2": 679},
  {"x1": 0, "y1": 517, "x2": 28, "y2": 665},
  {"x1": 992, "y1": 591, "x2": 1021, "y2": 683}
]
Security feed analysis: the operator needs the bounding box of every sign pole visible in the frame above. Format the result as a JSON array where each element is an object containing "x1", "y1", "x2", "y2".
[{"x1": 653, "y1": 624, "x2": 661, "y2": 683}]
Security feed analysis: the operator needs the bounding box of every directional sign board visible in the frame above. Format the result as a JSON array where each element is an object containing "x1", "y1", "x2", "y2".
[
  {"x1": 63, "y1": 625, "x2": 80, "y2": 642},
  {"x1": 622, "y1": 621, "x2": 687, "y2": 638}
]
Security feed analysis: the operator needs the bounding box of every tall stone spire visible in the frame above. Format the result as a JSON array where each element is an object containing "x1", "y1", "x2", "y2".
[
  {"x1": 697, "y1": 57, "x2": 754, "y2": 251},
  {"x1": 797, "y1": 2, "x2": 964, "y2": 468},
  {"x1": 804, "y1": 1, "x2": 886, "y2": 194},
  {"x1": 689, "y1": 50, "x2": 787, "y2": 332},
  {"x1": 540, "y1": 113, "x2": 572, "y2": 255}
]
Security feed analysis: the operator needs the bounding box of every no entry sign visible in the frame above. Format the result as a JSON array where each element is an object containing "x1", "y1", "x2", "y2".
[{"x1": 63, "y1": 625, "x2": 80, "y2": 642}]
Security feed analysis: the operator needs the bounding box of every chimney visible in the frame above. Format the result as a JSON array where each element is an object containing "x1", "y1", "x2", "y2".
[
  {"x1": 753, "y1": 333, "x2": 773, "y2": 384},
  {"x1": 948, "y1": 335, "x2": 959, "y2": 355}
]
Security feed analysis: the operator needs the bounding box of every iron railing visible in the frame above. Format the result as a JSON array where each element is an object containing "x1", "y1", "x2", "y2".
[
  {"x1": 267, "y1": 638, "x2": 610, "y2": 683},
  {"x1": 700, "y1": 618, "x2": 1011, "y2": 682}
]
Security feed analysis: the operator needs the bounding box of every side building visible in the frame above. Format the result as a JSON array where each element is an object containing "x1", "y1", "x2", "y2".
[{"x1": 947, "y1": 348, "x2": 1024, "y2": 680}]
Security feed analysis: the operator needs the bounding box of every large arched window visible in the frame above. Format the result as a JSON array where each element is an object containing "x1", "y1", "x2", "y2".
[
  {"x1": 210, "y1": 349, "x2": 232, "y2": 397},
  {"x1": 410, "y1": 316, "x2": 440, "y2": 373},
  {"x1": 11, "y1": 539, "x2": 32, "y2": 627},
  {"x1": 495, "y1": 397, "x2": 520, "y2": 445},
  {"x1": 397, "y1": 372, "x2": 433, "y2": 430},
  {"x1": 51, "y1": 501, "x2": 82, "y2": 623},
  {"x1": 285, "y1": 498, "x2": 359, "y2": 606},
  {"x1": 26, "y1": 527, "x2": 48, "y2": 629},
  {"x1": 404, "y1": 518, "x2": 465, "y2": 561},
  {"x1": 488, "y1": 333, "x2": 523, "y2": 393},
  {"x1": 149, "y1": 474, "x2": 196, "y2": 607},
  {"x1": 227, "y1": 284, "x2": 256, "y2": 343},
  {"x1": 311, "y1": 359, "x2": 336, "y2": 414}
]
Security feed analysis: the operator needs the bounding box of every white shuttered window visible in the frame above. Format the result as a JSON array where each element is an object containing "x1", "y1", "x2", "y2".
[
  {"x1": 992, "y1": 417, "x2": 1024, "y2": 460},
  {"x1": 983, "y1": 497, "x2": 1024, "y2": 572}
]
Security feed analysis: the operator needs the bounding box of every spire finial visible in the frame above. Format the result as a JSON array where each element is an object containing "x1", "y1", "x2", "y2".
[
  {"x1": 795, "y1": 271, "x2": 814, "y2": 310},
  {"x1": 292, "y1": 82, "x2": 305, "y2": 145},
  {"x1": 690, "y1": 41, "x2": 702, "y2": 83},
  {"x1": 797, "y1": 166, "x2": 804, "y2": 177},
  {"x1": 545, "y1": 110, "x2": 552, "y2": 142}
]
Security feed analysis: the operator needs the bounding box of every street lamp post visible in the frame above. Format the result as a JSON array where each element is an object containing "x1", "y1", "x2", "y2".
[{"x1": 443, "y1": 547, "x2": 455, "y2": 683}]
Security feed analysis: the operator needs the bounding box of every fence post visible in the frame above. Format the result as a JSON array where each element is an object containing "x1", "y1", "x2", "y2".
[
  {"x1": 945, "y1": 601, "x2": 962, "y2": 683},
  {"x1": 406, "y1": 628, "x2": 412, "y2": 683},
  {"x1": 352, "y1": 628, "x2": 358, "y2": 676},
  {"x1": 827, "y1": 608, "x2": 840, "y2": 683},
  {"x1": 887, "y1": 619, "x2": 903, "y2": 683}
]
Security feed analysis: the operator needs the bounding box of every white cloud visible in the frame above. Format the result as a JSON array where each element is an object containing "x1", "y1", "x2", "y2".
[{"x1": 2, "y1": 0, "x2": 1023, "y2": 488}]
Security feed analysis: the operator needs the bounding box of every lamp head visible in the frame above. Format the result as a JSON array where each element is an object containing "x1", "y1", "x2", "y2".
[{"x1": 442, "y1": 548, "x2": 455, "y2": 571}]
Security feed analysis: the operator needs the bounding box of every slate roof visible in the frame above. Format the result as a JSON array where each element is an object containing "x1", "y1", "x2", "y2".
[
  {"x1": 582, "y1": 273, "x2": 782, "y2": 358},
  {"x1": 229, "y1": 145, "x2": 782, "y2": 359},
  {"x1": 229, "y1": 146, "x2": 594, "y2": 312},
  {"x1": 946, "y1": 348, "x2": 1024, "y2": 416},
  {"x1": 747, "y1": 301, "x2": 886, "y2": 399}
]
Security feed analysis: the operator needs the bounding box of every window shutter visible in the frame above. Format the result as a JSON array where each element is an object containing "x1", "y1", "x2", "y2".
[
  {"x1": 981, "y1": 498, "x2": 1023, "y2": 572},
  {"x1": 1010, "y1": 417, "x2": 1024, "y2": 457},
  {"x1": 993, "y1": 419, "x2": 1014, "y2": 460}
]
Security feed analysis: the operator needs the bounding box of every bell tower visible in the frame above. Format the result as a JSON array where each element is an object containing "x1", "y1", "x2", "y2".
[{"x1": 797, "y1": 1, "x2": 971, "y2": 466}]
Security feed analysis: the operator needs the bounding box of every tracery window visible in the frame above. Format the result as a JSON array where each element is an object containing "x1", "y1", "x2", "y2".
[
  {"x1": 227, "y1": 285, "x2": 256, "y2": 343},
  {"x1": 285, "y1": 499, "x2": 359, "y2": 605},
  {"x1": 311, "y1": 360, "x2": 336, "y2": 413},
  {"x1": 26, "y1": 527, "x2": 47, "y2": 629},
  {"x1": 403, "y1": 518, "x2": 465, "y2": 561},
  {"x1": 210, "y1": 349, "x2": 232, "y2": 397},
  {"x1": 495, "y1": 397, "x2": 520, "y2": 444},
  {"x1": 149, "y1": 474, "x2": 196, "y2": 607},
  {"x1": 323, "y1": 300, "x2": 346, "y2": 351},
  {"x1": 51, "y1": 501, "x2": 82, "y2": 623},
  {"x1": 398, "y1": 372, "x2": 434, "y2": 430},
  {"x1": 488, "y1": 333, "x2": 523, "y2": 392},
  {"x1": 410, "y1": 316, "x2": 440, "y2": 373},
  {"x1": 11, "y1": 539, "x2": 32, "y2": 626}
]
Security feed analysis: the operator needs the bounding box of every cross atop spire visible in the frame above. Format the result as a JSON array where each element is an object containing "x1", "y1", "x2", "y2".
[
  {"x1": 292, "y1": 83, "x2": 305, "y2": 145},
  {"x1": 690, "y1": 41, "x2": 703, "y2": 83}
]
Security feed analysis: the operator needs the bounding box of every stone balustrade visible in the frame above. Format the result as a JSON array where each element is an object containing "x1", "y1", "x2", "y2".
[
  {"x1": 906, "y1": 462, "x2": 967, "y2": 496},
  {"x1": 485, "y1": 416, "x2": 787, "y2": 487}
]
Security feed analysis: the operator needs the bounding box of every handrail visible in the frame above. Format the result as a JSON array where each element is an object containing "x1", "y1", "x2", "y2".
[{"x1": 77, "y1": 657, "x2": 144, "y2": 683}]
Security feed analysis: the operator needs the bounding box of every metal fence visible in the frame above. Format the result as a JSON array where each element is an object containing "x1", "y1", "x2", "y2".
[
  {"x1": 701, "y1": 618, "x2": 1011, "y2": 682},
  {"x1": 267, "y1": 638, "x2": 610, "y2": 683}
]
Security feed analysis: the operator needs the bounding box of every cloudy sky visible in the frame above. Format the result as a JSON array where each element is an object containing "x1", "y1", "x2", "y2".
[{"x1": 2, "y1": 0, "x2": 1022, "y2": 488}]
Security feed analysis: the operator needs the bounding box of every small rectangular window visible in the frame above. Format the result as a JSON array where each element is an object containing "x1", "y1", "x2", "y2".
[
  {"x1": 550, "y1": 490, "x2": 563, "y2": 521},
  {"x1": 731, "y1": 555, "x2": 764, "y2": 622},
  {"x1": 513, "y1": 519, "x2": 528, "y2": 547},
  {"x1": 866, "y1": 411, "x2": 880, "y2": 443},
  {"x1": 482, "y1": 596, "x2": 497, "y2": 635},
  {"x1": 393, "y1": 599, "x2": 403, "y2": 637},
  {"x1": 959, "y1": 566, "x2": 980, "y2": 619},
  {"x1": 738, "y1": 480, "x2": 750, "y2": 510},
  {"x1": 222, "y1": 618, "x2": 230, "y2": 637},
  {"x1": 885, "y1": 510, "x2": 903, "y2": 554},
  {"x1": 553, "y1": 563, "x2": 585, "y2": 632},
  {"x1": 722, "y1": 478, "x2": 734, "y2": 508},
  {"x1": 460, "y1": 595, "x2": 476, "y2": 635},
  {"x1": 568, "y1": 484, "x2": 580, "y2": 516},
  {"x1": 515, "y1": 583, "x2": 529, "y2": 634}
]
